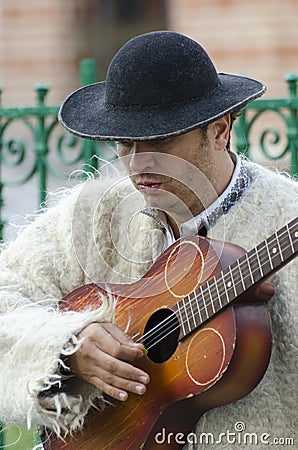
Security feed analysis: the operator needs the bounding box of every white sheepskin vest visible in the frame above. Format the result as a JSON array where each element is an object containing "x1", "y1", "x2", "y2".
[{"x1": 0, "y1": 160, "x2": 297, "y2": 448}]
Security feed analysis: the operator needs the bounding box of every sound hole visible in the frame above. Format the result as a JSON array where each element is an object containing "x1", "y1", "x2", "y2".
[{"x1": 143, "y1": 308, "x2": 180, "y2": 363}]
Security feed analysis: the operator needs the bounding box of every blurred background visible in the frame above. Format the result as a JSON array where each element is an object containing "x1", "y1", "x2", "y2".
[
  {"x1": 1, "y1": 0, "x2": 297, "y2": 105},
  {"x1": 0, "y1": 0, "x2": 297, "y2": 448}
]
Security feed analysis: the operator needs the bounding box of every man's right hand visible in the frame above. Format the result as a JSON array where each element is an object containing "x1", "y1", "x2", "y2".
[{"x1": 66, "y1": 322, "x2": 150, "y2": 401}]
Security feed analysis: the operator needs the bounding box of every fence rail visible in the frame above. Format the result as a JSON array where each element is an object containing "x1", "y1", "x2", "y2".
[
  {"x1": 0, "y1": 62, "x2": 297, "y2": 241},
  {"x1": 234, "y1": 72, "x2": 298, "y2": 175}
]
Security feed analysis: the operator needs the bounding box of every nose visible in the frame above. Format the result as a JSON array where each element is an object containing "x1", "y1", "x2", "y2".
[{"x1": 129, "y1": 142, "x2": 155, "y2": 173}]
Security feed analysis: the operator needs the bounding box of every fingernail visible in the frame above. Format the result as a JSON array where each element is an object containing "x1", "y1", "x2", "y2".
[
  {"x1": 138, "y1": 375, "x2": 149, "y2": 384},
  {"x1": 119, "y1": 392, "x2": 127, "y2": 401},
  {"x1": 135, "y1": 385, "x2": 146, "y2": 395}
]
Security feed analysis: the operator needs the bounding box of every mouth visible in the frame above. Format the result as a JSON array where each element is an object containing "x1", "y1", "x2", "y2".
[
  {"x1": 133, "y1": 175, "x2": 167, "y2": 193},
  {"x1": 137, "y1": 182, "x2": 162, "y2": 192}
]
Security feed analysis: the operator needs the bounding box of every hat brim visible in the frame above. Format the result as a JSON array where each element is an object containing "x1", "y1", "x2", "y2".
[{"x1": 58, "y1": 73, "x2": 266, "y2": 141}]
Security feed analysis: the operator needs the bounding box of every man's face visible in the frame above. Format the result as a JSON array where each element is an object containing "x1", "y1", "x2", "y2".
[{"x1": 117, "y1": 128, "x2": 218, "y2": 222}]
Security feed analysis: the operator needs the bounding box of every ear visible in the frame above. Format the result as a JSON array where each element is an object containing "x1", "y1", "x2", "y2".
[{"x1": 212, "y1": 115, "x2": 231, "y2": 151}]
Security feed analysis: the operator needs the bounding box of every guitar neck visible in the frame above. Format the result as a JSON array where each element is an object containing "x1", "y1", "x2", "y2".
[{"x1": 174, "y1": 217, "x2": 298, "y2": 339}]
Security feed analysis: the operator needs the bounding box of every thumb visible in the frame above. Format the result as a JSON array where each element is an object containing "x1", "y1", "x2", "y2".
[{"x1": 256, "y1": 281, "x2": 275, "y2": 302}]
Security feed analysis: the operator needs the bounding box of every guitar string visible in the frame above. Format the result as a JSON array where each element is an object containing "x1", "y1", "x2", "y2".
[
  {"x1": 140, "y1": 236, "x2": 295, "y2": 351},
  {"x1": 141, "y1": 225, "x2": 297, "y2": 350},
  {"x1": 136, "y1": 223, "x2": 297, "y2": 350},
  {"x1": 185, "y1": 225, "x2": 297, "y2": 318},
  {"x1": 136, "y1": 223, "x2": 297, "y2": 349}
]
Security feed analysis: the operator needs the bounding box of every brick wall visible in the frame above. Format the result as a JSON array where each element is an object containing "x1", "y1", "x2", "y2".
[
  {"x1": 0, "y1": 0, "x2": 84, "y2": 105},
  {"x1": 168, "y1": 0, "x2": 298, "y2": 97},
  {"x1": 1, "y1": 0, "x2": 296, "y2": 106},
  {"x1": 0, "y1": 0, "x2": 167, "y2": 106}
]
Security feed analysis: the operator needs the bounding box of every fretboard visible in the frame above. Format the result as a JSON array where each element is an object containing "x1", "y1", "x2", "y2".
[{"x1": 173, "y1": 217, "x2": 298, "y2": 339}]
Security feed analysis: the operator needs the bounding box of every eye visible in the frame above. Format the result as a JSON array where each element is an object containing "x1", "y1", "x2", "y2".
[
  {"x1": 117, "y1": 141, "x2": 131, "y2": 146},
  {"x1": 116, "y1": 141, "x2": 132, "y2": 155},
  {"x1": 151, "y1": 137, "x2": 175, "y2": 151}
]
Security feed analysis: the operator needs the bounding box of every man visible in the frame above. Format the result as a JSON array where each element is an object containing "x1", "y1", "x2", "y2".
[{"x1": 0, "y1": 31, "x2": 297, "y2": 449}]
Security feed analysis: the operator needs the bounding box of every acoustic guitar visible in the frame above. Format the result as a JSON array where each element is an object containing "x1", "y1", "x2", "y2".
[{"x1": 45, "y1": 217, "x2": 297, "y2": 450}]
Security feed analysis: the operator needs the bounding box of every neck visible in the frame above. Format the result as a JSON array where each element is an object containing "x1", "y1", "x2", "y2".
[{"x1": 211, "y1": 150, "x2": 235, "y2": 200}]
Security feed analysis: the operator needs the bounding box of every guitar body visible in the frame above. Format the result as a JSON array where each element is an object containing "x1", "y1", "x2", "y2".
[{"x1": 47, "y1": 236, "x2": 272, "y2": 450}]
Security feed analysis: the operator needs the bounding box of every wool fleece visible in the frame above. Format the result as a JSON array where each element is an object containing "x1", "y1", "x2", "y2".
[{"x1": 0, "y1": 160, "x2": 297, "y2": 449}]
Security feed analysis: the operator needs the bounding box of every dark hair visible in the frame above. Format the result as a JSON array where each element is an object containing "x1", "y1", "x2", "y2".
[{"x1": 227, "y1": 108, "x2": 243, "y2": 150}]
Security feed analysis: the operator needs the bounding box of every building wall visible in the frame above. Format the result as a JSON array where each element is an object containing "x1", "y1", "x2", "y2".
[
  {"x1": 0, "y1": 0, "x2": 167, "y2": 106},
  {"x1": 1, "y1": 0, "x2": 297, "y2": 106},
  {"x1": 168, "y1": 0, "x2": 298, "y2": 97},
  {"x1": 0, "y1": 0, "x2": 297, "y2": 106},
  {"x1": 0, "y1": 0, "x2": 78, "y2": 105}
]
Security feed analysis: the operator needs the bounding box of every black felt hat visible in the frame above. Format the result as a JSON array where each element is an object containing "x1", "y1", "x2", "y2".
[{"x1": 59, "y1": 31, "x2": 266, "y2": 141}]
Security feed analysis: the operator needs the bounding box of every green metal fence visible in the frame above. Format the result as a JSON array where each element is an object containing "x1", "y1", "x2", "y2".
[
  {"x1": 234, "y1": 72, "x2": 298, "y2": 176},
  {"x1": 0, "y1": 64, "x2": 297, "y2": 242},
  {"x1": 0, "y1": 59, "x2": 114, "y2": 242}
]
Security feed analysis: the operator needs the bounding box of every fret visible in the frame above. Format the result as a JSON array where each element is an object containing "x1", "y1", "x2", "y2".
[
  {"x1": 232, "y1": 263, "x2": 245, "y2": 297},
  {"x1": 281, "y1": 224, "x2": 298, "y2": 261},
  {"x1": 206, "y1": 281, "x2": 216, "y2": 314},
  {"x1": 255, "y1": 247, "x2": 264, "y2": 278},
  {"x1": 278, "y1": 239, "x2": 292, "y2": 263},
  {"x1": 199, "y1": 285, "x2": 209, "y2": 322},
  {"x1": 246, "y1": 246, "x2": 263, "y2": 283},
  {"x1": 265, "y1": 238, "x2": 274, "y2": 270},
  {"x1": 257, "y1": 241, "x2": 274, "y2": 278},
  {"x1": 203, "y1": 284, "x2": 214, "y2": 318},
  {"x1": 214, "y1": 279, "x2": 223, "y2": 310},
  {"x1": 181, "y1": 297, "x2": 192, "y2": 335},
  {"x1": 267, "y1": 237, "x2": 283, "y2": 269},
  {"x1": 220, "y1": 271, "x2": 231, "y2": 305},
  {"x1": 237, "y1": 258, "x2": 246, "y2": 290},
  {"x1": 176, "y1": 302, "x2": 186, "y2": 336},
  {"x1": 194, "y1": 291, "x2": 203, "y2": 324},
  {"x1": 187, "y1": 294, "x2": 197, "y2": 329},
  {"x1": 287, "y1": 224, "x2": 295, "y2": 254},
  {"x1": 245, "y1": 252, "x2": 255, "y2": 286},
  {"x1": 208, "y1": 278, "x2": 222, "y2": 311},
  {"x1": 229, "y1": 266, "x2": 238, "y2": 297},
  {"x1": 275, "y1": 231, "x2": 284, "y2": 262}
]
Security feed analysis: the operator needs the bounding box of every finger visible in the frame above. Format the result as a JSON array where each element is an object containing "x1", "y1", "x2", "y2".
[
  {"x1": 88, "y1": 354, "x2": 150, "y2": 401},
  {"x1": 85, "y1": 342, "x2": 150, "y2": 384},
  {"x1": 85, "y1": 323, "x2": 145, "y2": 362},
  {"x1": 90, "y1": 377, "x2": 138, "y2": 402},
  {"x1": 256, "y1": 281, "x2": 275, "y2": 302},
  {"x1": 79, "y1": 342, "x2": 150, "y2": 401},
  {"x1": 101, "y1": 322, "x2": 145, "y2": 352},
  {"x1": 75, "y1": 331, "x2": 150, "y2": 383}
]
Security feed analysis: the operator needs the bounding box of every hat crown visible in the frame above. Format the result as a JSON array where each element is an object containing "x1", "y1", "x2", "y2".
[{"x1": 105, "y1": 32, "x2": 220, "y2": 108}]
